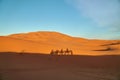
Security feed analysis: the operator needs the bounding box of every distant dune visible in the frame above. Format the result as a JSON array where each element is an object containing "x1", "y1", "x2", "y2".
[{"x1": 0, "y1": 31, "x2": 120, "y2": 55}]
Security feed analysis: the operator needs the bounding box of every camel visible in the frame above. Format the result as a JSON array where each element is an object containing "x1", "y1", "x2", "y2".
[
  {"x1": 54, "y1": 50, "x2": 59, "y2": 55},
  {"x1": 50, "y1": 49, "x2": 54, "y2": 55},
  {"x1": 50, "y1": 49, "x2": 73, "y2": 55},
  {"x1": 60, "y1": 49, "x2": 64, "y2": 55},
  {"x1": 50, "y1": 49, "x2": 59, "y2": 55},
  {"x1": 69, "y1": 50, "x2": 73, "y2": 55},
  {"x1": 64, "y1": 48, "x2": 73, "y2": 55}
]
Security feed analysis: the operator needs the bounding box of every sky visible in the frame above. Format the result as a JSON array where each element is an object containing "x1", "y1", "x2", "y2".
[{"x1": 0, "y1": 0, "x2": 120, "y2": 39}]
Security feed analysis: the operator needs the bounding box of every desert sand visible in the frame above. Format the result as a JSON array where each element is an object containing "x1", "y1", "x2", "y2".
[
  {"x1": 0, "y1": 31, "x2": 120, "y2": 55},
  {"x1": 0, "y1": 52, "x2": 120, "y2": 80},
  {"x1": 0, "y1": 31, "x2": 120, "y2": 80}
]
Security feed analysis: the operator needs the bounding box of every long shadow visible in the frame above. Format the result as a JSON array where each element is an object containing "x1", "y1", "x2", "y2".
[{"x1": 0, "y1": 51, "x2": 120, "y2": 69}]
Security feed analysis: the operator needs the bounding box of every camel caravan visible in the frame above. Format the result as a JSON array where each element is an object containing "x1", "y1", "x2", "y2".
[{"x1": 50, "y1": 48, "x2": 73, "y2": 55}]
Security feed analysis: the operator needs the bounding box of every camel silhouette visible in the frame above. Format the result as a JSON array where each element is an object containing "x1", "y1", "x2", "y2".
[
  {"x1": 50, "y1": 49, "x2": 54, "y2": 55},
  {"x1": 50, "y1": 48, "x2": 73, "y2": 55},
  {"x1": 64, "y1": 48, "x2": 73, "y2": 55},
  {"x1": 60, "y1": 49, "x2": 64, "y2": 55},
  {"x1": 54, "y1": 50, "x2": 59, "y2": 55}
]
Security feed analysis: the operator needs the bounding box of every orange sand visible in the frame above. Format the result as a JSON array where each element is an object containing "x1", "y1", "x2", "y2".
[{"x1": 0, "y1": 31, "x2": 120, "y2": 55}]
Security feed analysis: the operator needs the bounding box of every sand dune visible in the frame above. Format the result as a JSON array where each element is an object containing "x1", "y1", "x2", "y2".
[{"x1": 0, "y1": 31, "x2": 120, "y2": 55}]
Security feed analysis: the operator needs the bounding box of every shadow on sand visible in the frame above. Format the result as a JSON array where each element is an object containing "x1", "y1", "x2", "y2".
[{"x1": 0, "y1": 52, "x2": 120, "y2": 80}]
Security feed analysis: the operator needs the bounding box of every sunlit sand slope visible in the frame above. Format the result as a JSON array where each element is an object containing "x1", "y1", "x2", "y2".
[{"x1": 0, "y1": 31, "x2": 120, "y2": 55}]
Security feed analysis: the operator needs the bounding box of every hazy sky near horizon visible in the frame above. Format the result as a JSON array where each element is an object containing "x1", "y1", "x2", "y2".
[{"x1": 0, "y1": 0, "x2": 120, "y2": 39}]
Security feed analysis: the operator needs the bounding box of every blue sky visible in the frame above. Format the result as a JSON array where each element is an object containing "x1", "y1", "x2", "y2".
[{"x1": 0, "y1": 0, "x2": 120, "y2": 39}]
